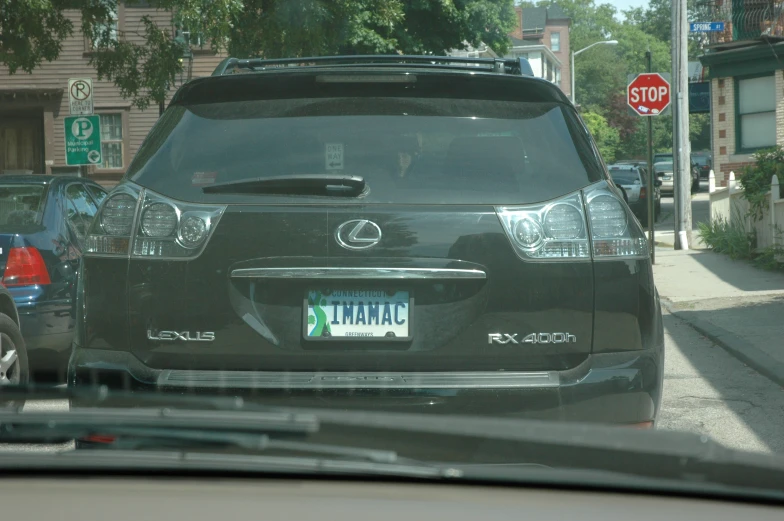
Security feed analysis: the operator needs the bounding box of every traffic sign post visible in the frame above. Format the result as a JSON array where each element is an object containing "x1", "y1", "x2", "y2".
[
  {"x1": 65, "y1": 116, "x2": 102, "y2": 166},
  {"x1": 627, "y1": 68, "x2": 671, "y2": 264},
  {"x1": 68, "y1": 79, "x2": 94, "y2": 115}
]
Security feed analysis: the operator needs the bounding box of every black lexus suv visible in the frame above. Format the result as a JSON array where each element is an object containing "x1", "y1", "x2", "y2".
[{"x1": 68, "y1": 55, "x2": 664, "y2": 426}]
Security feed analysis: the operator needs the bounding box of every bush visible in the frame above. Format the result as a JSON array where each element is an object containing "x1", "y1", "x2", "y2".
[
  {"x1": 697, "y1": 212, "x2": 756, "y2": 260},
  {"x1": 739, "y1": 146, "x2": 784, "y2": 220}
]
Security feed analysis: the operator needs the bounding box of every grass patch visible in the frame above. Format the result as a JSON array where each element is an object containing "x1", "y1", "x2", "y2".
[
  {"x1": 698, "y1": 212, "x2": 784, "y2": 271},
  {"x1": 697, "y1": 214, "x2": 755, "y2": 260}
]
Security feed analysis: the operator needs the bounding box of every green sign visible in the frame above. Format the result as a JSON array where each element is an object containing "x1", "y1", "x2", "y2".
[{"x1": 65, "y1": 115, "x2": 102, "y2": 166}]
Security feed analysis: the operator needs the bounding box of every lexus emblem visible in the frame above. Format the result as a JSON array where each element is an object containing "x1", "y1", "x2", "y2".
[{"x1": 335, "y1": 219, "x2": 382, "y2": 250}]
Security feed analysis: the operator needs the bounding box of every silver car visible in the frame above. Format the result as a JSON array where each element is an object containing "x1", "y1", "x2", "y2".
[{"x1": 654, "y1": 161, "x2": 674, "y2": 195}]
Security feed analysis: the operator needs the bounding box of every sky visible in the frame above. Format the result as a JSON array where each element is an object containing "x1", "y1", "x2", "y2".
[{"x1": 608, "y1": 0, "x2": 649, "y2": 13}]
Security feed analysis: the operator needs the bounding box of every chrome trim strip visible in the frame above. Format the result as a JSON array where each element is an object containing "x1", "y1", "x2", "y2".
[
  {"x1": 158, "y1": 371, "x2": 557, "y2": 389},
  {"x1": 230, "y1": 267, "x2": 487, "y2": 280}
]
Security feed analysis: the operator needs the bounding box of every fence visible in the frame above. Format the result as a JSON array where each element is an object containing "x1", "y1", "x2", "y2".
[{"x1": 708, "y1": 170, "x2": 784, "y2": 249}]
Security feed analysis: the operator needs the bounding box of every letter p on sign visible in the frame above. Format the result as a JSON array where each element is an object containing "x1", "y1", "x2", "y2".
[{"x1": 627, "y1": 73, "x2": 671, "y2": 116}]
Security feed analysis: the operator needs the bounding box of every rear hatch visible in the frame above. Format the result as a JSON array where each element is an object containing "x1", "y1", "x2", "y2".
[{"x1": 92, "y1": 71, "x2": 609, "y2": 373}]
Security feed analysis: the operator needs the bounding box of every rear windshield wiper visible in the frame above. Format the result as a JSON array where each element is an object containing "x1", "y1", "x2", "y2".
[{"x1": 202, "y1": 174, "x2": 366, "y2": 196}]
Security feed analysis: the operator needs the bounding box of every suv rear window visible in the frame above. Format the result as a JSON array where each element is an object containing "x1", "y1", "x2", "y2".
[
  {"x1": 128, "y1": 97, "x2": 602, "y2": 205},
  {"x1": 692, "y1": 156, "x2": 710, "y2": 166},
  {"x1": 0, "y1": 184, "x2": 45, "y2": 226},
  {"x1": 609, "y1": 170, "x2": 640, "y2": 185}
]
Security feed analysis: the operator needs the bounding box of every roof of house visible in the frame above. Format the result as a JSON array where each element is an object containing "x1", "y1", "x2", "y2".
[
  {"x1": 509, "y1": 37, "x2": 539, "y2": 47},
  {"x1": 522, "y1": 5, "x2": 570, "y2": 32}
]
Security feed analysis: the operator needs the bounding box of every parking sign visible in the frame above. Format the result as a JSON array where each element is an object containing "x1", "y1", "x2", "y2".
[{"x1": 65, "y1": 116, "x2": 102, "y2": 166}]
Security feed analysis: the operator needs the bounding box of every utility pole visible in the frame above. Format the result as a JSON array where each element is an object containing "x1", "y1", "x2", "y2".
[
  {"x1": 646, "y1": 49, "x2": 655, "y2": 264},
  {"x1": 672, "y1": 0, "x2": 692, "y2": 249}
]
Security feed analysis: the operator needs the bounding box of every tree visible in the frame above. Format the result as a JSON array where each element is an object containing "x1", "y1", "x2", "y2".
[
  {"x1": 582, "y1": 111, "x2": 620, "y2": 163},
  {"x1": 1, "y1": 0, "x2": 516, "y2": 109}
]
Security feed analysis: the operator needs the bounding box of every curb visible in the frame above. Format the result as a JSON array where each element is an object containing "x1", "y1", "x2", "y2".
[{"x1": 661, "y1": 298, "x2": 784, "y2": 388}]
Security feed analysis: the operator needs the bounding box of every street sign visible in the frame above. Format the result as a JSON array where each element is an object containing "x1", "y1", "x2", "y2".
[
  {"x1": 627, "y1": 73, "x2": 671, "y2": 116},
  {"x1": 689, "y1": 22, "x2": 725, "y2": 32},
  {"x1": 68, "y1": 78, "x2": 93, "y2": 115},
  {"x1": 65, "y1": 116, "x2": 102, "y2": 166}
]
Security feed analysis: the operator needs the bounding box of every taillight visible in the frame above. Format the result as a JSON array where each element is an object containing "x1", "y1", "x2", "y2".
[
  {"x1": 2, "y1": 247, "x2": 51, "y2": 286},
  {"x1": 496, "y1": 183, "x2": 649, "y2": 261},
  {"x1": 639, "y1": 187, "x2": 647, "y2": 199},
  {"x1": 496, "y1": 192, "x2": 590, "y2": 261},
  {"x1": 85, "y1": 182, "x2": 226, "y2": 259},
  {"x1": 585, "y1": 183, "x2": 648, "y2": 258}
]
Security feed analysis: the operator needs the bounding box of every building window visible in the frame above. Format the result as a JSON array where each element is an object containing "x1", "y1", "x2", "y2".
[
  {"x1": 92, "y1": 6, "x2": 118, "y2": 48},
  {"x1": 555, "y1": 67, "x2": 561, "y2": 86},
  {"x1": 99, "y1": 113, "x2": 124, "y2": 169},
  {"x1": 551, "y1": 32, "x2": 560, "y2": 52},
  {"x1": 736, "y1": 75, "x2": 776, "y2": 152}
]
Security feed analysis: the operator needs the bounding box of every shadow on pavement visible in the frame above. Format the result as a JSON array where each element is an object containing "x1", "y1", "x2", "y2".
[
  {"x1": 667, "y1": 295, "x2": 784, "y2": 386},
  {"x1": 660, "y1": 312, "x2": 784, "y2": 454}
]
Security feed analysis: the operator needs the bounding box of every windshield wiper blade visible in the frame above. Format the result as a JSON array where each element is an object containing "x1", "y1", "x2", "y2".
[
  {"x1": 0, "y1": 408, "x2": 318, "y2": 435},
  {"x1": 0, "y1": 409, "x2": 420, "y2": 467},
  {"x1": 202, "y1": 175, "x2": 366, "y2": 196},
  {"x1": 0, "y1": 451, "x2": 460, "y2": 479}
]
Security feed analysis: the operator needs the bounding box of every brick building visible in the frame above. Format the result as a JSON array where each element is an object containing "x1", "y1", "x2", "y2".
[
  {"x1": 505, "y1": 4, "x2": 571, "y2": 97},
  {"x1": 0, "y1": 4, "x2": 223, "y2": 186},
  {"x1": 698, "y1": 2, "x2": 784, "y2": 186}
]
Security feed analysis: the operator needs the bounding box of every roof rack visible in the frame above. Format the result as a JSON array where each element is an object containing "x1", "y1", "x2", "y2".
[{"x1": 212, "y1": 54, "x2": 535, "y2": 78}]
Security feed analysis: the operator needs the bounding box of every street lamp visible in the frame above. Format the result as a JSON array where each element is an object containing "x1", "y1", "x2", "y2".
[{"x1": 570, "y1": 39, "x2": 618, "y2": 105}]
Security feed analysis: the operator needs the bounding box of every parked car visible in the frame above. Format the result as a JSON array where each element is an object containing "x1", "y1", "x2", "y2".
[
  {"x1": 69, "y1": 55, "x2": 664, "y2": 426},
  {"x1": 608, "y1": 163, "x2": 661, "y2": 225},
  {"x1": 692, "y1": 152, "x2": 712, "y2": 179},
  {"x1": 0, "y1": 175, "x2": 107, "y2": 382},
  {"x1": 654, "y1": 161, "x2": 674, "y2": 195},
  {"x1": 652, "y1": 153, "x2": 702, "y2": 193},
  {"x1": 653, "y1": 152, "x2": 673, "y2": 165},
  {"x1": 0, "y1": 283, "x2": 27, "y2": 386}
]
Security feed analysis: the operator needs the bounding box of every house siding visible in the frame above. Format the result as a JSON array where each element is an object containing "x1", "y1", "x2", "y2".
[
  {"x1": 543, "y1": 21, "x2": 570, "y2": 97},
  {"x1": 0, "y1": 6, "x2": 224, "y2": 186}
]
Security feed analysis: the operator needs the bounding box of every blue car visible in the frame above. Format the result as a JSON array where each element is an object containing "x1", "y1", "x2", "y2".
[{"x1": 0, "y1": 176, "x2": 107, "y2": 382}]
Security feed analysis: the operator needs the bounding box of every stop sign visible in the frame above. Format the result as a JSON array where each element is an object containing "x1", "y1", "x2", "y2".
[{"x1": 627, "y1": 73, "x2": 671, "y2": 116}]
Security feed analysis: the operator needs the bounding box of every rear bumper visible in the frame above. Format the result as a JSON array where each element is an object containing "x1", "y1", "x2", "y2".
[{"x1": 68, "y1": 346, "x2": 663, "y2": 425}]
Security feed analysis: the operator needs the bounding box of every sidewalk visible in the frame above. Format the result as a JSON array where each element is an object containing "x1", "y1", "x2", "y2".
[{"x1": 653, "y1": 247, "x2": 784, "y2": 387}]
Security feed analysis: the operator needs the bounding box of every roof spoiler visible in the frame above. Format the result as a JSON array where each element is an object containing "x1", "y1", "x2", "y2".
[{"x1": 211, "y1": 55, "x2": 537, "y2": 78}]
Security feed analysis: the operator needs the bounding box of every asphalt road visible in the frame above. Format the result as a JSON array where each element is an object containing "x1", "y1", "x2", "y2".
[
  {"x1": 658, "y1": 309, "x2": 784, "y2": 454},
  {"x1": 3, "y1": 306, "x2": 784, "y2": 456}
]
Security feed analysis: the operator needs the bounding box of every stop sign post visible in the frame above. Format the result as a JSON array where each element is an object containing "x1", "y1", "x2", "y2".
[
  {"x1": 627, "y1": 73, "x2": 671, "y2": 116},
  {"x1": 626, "y1": 56, "x2": 668, "y2": 264}
]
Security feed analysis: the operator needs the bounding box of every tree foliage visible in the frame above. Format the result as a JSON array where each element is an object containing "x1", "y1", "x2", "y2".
[
  {"x1": 1, "y1": 0, "x2": 516, "y2": 109},
  {"x1": 581, "y1": 111, "x2": 620, "y2": 163}
]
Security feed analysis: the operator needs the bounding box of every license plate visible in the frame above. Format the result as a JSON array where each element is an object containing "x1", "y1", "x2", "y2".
[{"x1": 304, "y1": 290, "x2": 411, "y2": 340}]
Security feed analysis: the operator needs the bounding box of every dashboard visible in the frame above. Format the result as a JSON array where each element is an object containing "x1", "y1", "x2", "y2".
[{"x1": 3, "y1": 478, "x2": 782, "y2": 520}]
